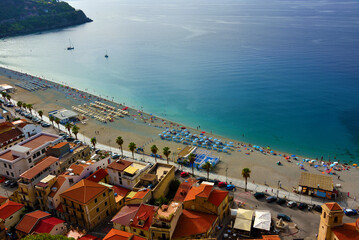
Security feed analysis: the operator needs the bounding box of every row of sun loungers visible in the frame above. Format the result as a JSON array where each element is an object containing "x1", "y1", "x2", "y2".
[
  {"x1": 15, "y1": 80, "x2": 51, "y2": 92},
  {"x1": 95, "y1": 101, "x2": 129, "y2": 115}
]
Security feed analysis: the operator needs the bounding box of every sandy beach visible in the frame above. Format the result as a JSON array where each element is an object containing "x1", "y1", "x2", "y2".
[{"x1": 1, "y1": 66, "x2": 358, "y2": 200}]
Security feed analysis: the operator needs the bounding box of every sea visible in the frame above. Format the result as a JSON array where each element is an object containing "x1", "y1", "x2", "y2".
[{"x1": 0, "y1": 0, "x2": 359, "y2": 162}]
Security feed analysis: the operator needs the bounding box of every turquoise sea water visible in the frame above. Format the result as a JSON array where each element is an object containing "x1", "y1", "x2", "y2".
[{"x1": 1, "y1": 0, "x2": 359, "y2": 162}]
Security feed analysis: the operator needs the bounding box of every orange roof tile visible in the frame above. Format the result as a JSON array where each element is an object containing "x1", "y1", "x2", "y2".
[
  {"x1": 184, "y1": 184, "x2": 207, "y2": 202},
  {"x1": 16, "y1": 210, "x2": 51, "y2": 233},
  {"x1": 197, "y1": 184, "x2": 213, "y2": 198},
  {"x1": 183, "y1": 183, "x2": 228, "y2": 207},
  {"x1": 60, "y1": 179, "x2": 108, "y2": 204},
  {"x1": 112, "y1": 185, "x2": 131, "y2": 203},
  {"x1": 87, "y1": 168, "x2": 108, "y2": 183},
  {"x1": 0, "y1": 200, "x2": 24, "y2": 220},
  {"x1": 107, "y1": 159, "x2": 132, "y2": 172},
  {"x1": 173, "y1": 181, "x2": 193, "y2": 202},
  {"x1": 130, "y1": 204, "x2": 158, "y2": 231},
  {"x1": 325, "y1": 202, "x2": 342, "y2": 211},
  {"x1": 103, "y1": 229, "x2": 135, "y2": 240},
  {"x1": 51, "y1": 142, "x2": 68, "y2": 149},
  {"x1": 21, "y1": 134, "x2": 59, "y2": 150},
  {"x1": 332, "y1": 223, "x2": 359, "y2": 240},
  {"x1": 20, "y1": 156, "x2": 59, "y2": 180},
  {"x1": 132, "y1": 189, "x2": 150, "y2": 199},
  {"x1": 78, "y1": 235, "x2": 99, "y2": 240},
  {"x1": 69, "y1": 163, "x2": 87, "y2": 175},
  {"x1": 0, "y1": 150, "x2": 18, "y2": 161},
  {"x1": 173, "y1": 209, "x2": 217, "y2": 239},
  {"x1": 208, "y1": 189, "x2": 228, "y2": 207},
  {"x1": 48, "y1": 175, "x2": 67, "y2": 198}
]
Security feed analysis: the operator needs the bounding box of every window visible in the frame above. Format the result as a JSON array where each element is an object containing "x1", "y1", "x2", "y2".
[
  {"x1": 9, "y1": 165, "x2": 11, "y2": 169},
  {"x1": 6, "y1": 171, "x2": 9, "y2": 176},
  {"x1": 105, "y1": 201, "x2": 107, "y2": 206},
  {"x1": 106, "y1": 210, "x2": 109, "y2": 216},
  {"x1": 69, "y1": 179, "x2": 74, "y2": 184},
  {"x1": 324, "y1": 212, "x2": 326, "y2": 218},
  {"x1": 103, "y1": 192, "x2": 106, "y2": 197},
  {"x1": 96, "y1": 208, "x2": 99, "y2": 212},
  {"x1": 28, "y1": 159, "x2": 32, "y2": 163},
  {"x1": 11, "y1": 172, "x2": 14, "y2": 177},
  {"x1": 94, "y1": 198, "x2": 98, "y2": 203},
  {"x1": 334, "y1": 216, "x2": 338, "y2": 223},
  {"x1": 4, "y1": 163, "x2": 7, "y2": 168}
]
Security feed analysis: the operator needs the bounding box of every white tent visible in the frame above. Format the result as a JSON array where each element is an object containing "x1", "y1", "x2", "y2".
[
  {"x1": 253, "y1": 210, "x2": 271, "y2": 231},
  {"x1": 233, "y1": 209, "x2": 254, "y2": 232}
]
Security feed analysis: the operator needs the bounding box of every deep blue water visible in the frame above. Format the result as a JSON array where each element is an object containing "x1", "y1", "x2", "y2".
[{"x1": 1, "y1": 0, "x2": 359, "y2": 161}]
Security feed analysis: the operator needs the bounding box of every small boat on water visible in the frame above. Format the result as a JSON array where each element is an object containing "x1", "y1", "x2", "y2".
[
  {"x1": 105, "y1": 50, "x2": 109, "y2": 58},
  {"x1": 67, "y1": 39, "x2": 74, "y2": 50}
]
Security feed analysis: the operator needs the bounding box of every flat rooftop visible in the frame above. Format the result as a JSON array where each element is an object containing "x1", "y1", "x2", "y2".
[
  {"x1": 0, "y1": 150, "x2": 19, "y2": 161},
  {"x1": 155, "y1": 202, "x2": 181, "y2": 222},
  {"x1": 20, "y1": 133, "x2": 60, "y2": 150},
  {"x1": 20, "y1": 156, "x2": 59, "y2": 180}
]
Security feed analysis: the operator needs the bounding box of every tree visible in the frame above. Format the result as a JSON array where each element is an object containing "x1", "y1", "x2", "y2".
[
  {"x1": 202, "y1": 162, "x2": 213, "y2": 180},
  {"x1": 38, "y1": 110, "x2": 43, "y2": 120},
  {"x1": 163, "y1": 147, "x2": 171, "y2": 164},
  {"x1": 72, "y1": 125, "x2": 79, "y2": 139},
  {"x1": 64, "y1": 122, "x2": 73, "y2": 136},
  {"x1": 151, "y1": 145, "x2": 159, "y2": 162},
  {"x1": 242, "y1": 168, "x2": 251, "y2": 191},
  {"x1": 178, "y1": 158, "x2": 188, "y2": 170},
  {"x1": 17, "y1": 101, "x2": 23, "y2": 109},
  {"x1": 6, "y1": 94, "x2": 11, "y2": 103},
  {"x1": 128, "y1": 142, "x2": 136, "y2": 159},
  {"x1": 91, "y1": 137, "x2": 97, "y2": 149},
  {"x1": 188, "y1": 153, "x2": 196, "y2": 176},
  {"x1": 49, "y1": 115, "x2": 54, "y2": 127},
  {"x1": 54, "y1": 117, "x2": 60, "y2": 129},
  {"x1": 22, "y1": 102, "x2": 27, "y2": 110},
  {"x1": 1, "y1": 91, "x2": 6, "y2": 102},
  {"x1": 22, "y1": 233, "x2": 75, "y2": 240},
  {"x1": 27, "y1": 104, "x2": 33, "y2": 115},
  {"x1": 116, "y1": 136, "x2": 124, "y2": 157}
]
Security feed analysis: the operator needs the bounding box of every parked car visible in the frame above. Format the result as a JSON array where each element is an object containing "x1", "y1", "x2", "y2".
[
  {"x1": 313, "y1": 205, "x2": 322, "y2": 213},
  {"x1": 207, "y1": 179, "x2": 220, "y2": 185},
  {"x1": 196, "y1": 176, "x2": 207, "y2": 183},
  {"x1": 66, "y1": 137, "x2": 75, "y2": 142},
  {"x1": 5, "y1": 103, "x2": 14, "y2": 107},
  {"x1": 74, "y1": 140, "x2": 82, "y2": 145},
  {"x1": 15, "y1": 109, "x2": 21, "y2": 113},
  {"x1": 9, "y1": 181, "x2": 18, "y2": 188},
  {"x1": 266, "y1": 196, "x2": 277, "y2": 203},
  {"x1": 112, "y1": 154, "x2": 120, "y2": 160},
  {"x1": 277, "y1": 213, "x2": 291, "y2": 222},
  {"x1": 287, "y1": 201, "x2": 297, "y2": 208},
  {"x1": 95, "y1": 149, "x2": 101, "y2": 154},
  {"x1": 59, "y1": 133, "x2": 67, "y2": 136},
  {"x1": 41, "y1": 122, "x2": 51, "y2": 127},
  {"x1": 218, "y1": 182, "x2": 228, "y2": 188},
  {"x1": 344, "y1": 209, "x2": 358, "y2": 216},
  {"x1": 180, "y1": 172, "x2": 189, "y2": 177},
  {"x1": 298, "y1": 203, "x2": 308, "y2": 210},
  {"x1": 0, "y1": 177, "x2": 6, "y2": 183},
  {"x1": 226, "y1": 184, "x2": 236, "y2": 190},
  {"x1": 3, "y1": 180, "x2": 11, "y2": 186},
  {"x1": 276, "y1": 198, "x2": 286, "y2": 205},
  {"x1": 254, "y1": 192, "x2": 265, "y2": 199}
]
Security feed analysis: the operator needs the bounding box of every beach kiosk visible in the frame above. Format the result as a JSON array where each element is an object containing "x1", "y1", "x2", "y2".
[
  {"x1": 298, "y1": 172, "x2": 334, "y2": 199},
  {"x1": 49, "y1": 109, "x2": 78, "y2": 124}
]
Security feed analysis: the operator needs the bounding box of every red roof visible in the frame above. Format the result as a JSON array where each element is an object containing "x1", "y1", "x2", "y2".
[
  {"x1": 0, "y1": 196, "x2": 7, "y2": 205},
  {"x1": 20, "y1": 156, "x2": 59, "y2": 180},
  {"x1": 208, "y1": 189, "x2": 229, "y2": 207},
  {"x1": 173, "y1": 209, "x2": 217, "y2": 238},
  {"x1": 113, "y1": 185, "x2": 131, "y2": 197},
  {"x1": 0, "y1": 200, "x2": 24, "y2": 220},
  {"x1": 184, "y1": 183, "x2": 228, "y2": 207},
  {"x1": 111, "y1": 205, "x2": 140, "y2": 226},
  {"x1": 132, "y1": 189, "x2": 150, "y2": 199},
  {"x1": 20, "y1": 133, "x2": 59, "y2": 150},
  {"x1": 16, "y1": 210, "x2": 51, "y2": 233},
  {"x1": 103, "y1": 228, "x2": 146, "y2": 240},
  {"x1": 130, "y1": 204, "x2": 158, "y2": 231},
  {"x1": 51, "y1": 142, "x2": 68, "y2": 149},
  {"x1": 107, "y1": 159, "x2": 132, "y2": 172},
  {"x1": 197, "y1": 184, "x2": 213, "y2": 198},
  {"x1": 33, "y1": 217, "x2": 65, "y2": 234},
  {"x1": 78, "y1": 235, "x2": 99, "y2": 240},
  {"x1": 0, "y1": 127, "x2": 23, "y2": 146},
  {"x1": 87, "y1": 168, "x2": 108, "y2": 183},
  {"x1": 332, "y1": 223, "x2": 359, "y2": 240},
  {"x1": 325, "y1": 202, "x2": 342, "y2": 211}
]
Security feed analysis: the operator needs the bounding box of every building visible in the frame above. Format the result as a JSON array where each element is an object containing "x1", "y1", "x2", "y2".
[
  {"x1": 49, "y1": 109, "x2": 78, "y2": 124},
  {"x1": 0, "y1": 84, "x2": 15, "y2": 93},
  {"x1": 133, "y1": 163, "x2": 175, "y2": 200},
  {"x1": 0, "y1": 108, "x2": 12, "y2": 122},
  {"x1": 112, "y1": 204, "x2": 141, "y2": 232},
  {"x1": 0, "y1": 196, "x2": 7, "y2": 206},
  {"x1": 104, "y1": 228, "x2": 146, "y2": 240},
  {"x1": 151, "y1": 201, "x2": 183, "y2": 240},
  {"x1": 172, "y1": 209, "x2": 218, "y2": 240},
  {"x1": 12, "y1": 119, "x2": 41, "y2": 139},
  {"x1": 0, "y1": 132, "x2": 62, "y2": 179},
  {"x1": 15, "y1": 210, "x2": 65, "y2": 237},
  {"x1": 182, "y1": 183, "x2": 229, "y2": 222},
  {"x1": 112, "y1": 185, "x2": 130, "y2": 210},
  {"x1": 18, "y1": 156, "x2": 61, "y2": 208},
  {"x1": 0, "y1": 200, "x2": 25, "y2": 230},
  {"x1": 130, "y1": 204, "x2": 158, "y2": 239},
  {"x1": 87, "y1": 168, "x2": 109, "y2": 184},
  {"x1": 125, "y1": 189, "x2": 152, "y2": 205},
  {"x1": 317, "y1": 202, "x2": 359, "y2": 240},
  {"x1": 0, "y1": 121, "x2": 24, "y2": 151},
  {"x1": 298, "y1": 172, "x2": 334, "y2": 199},
  {"x1": 60, "y1": 179, "x2": 117, "y2": 230},
  {"x1": 107, "y1": 159, "x2": 150, "y2": 189},
  {"x1": 173, "y1": 178, "x2": 198, "y2": 202},
  {"x1": 34, "y1": 175, "x2": 58, "y2": 212}
]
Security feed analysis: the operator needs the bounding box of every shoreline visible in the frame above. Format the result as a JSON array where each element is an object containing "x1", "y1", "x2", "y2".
[{"x1": 0, "y1": 66, "x2": 358, "y2": 196}]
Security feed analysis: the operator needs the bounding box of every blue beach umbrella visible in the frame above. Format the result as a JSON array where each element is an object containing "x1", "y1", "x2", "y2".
[{"x1": 291, "y1": 155, "x2": 296, "y2": 157}]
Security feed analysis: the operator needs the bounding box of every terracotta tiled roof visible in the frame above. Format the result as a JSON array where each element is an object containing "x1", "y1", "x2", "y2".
[
  {"x1": 32, "y1": 217, "x2": 65, "y2": 234},
  {"x1": 107, "y1": 159, "x2": 132, "y2": 172},
  {"x1": 48, "y1": 175, "x2": 67, "y2": 198},
  {"x1": 332, "y1": 223, "x2": 359, "y2": 240},
  {"x1": 0, "y1": 200, "x2": 24, "y2": 220},
  {"x1": 184, "y1": 184, "x2": 207, "y2": 202},
  {"x1": 325, "y1": 202, "x2": 342, "y2": 211},
  {"x1": 16, "y1": 210, "x2": 51, "y2": 233},
  {"x1": 173, "y1": 209, "x2": 217, "y2": 239},
  {"x1": 60, "y1": 179, "x2": 108, "y2": 204},
  {"x1": 0, "y1": 196, "x2": 7, "y2": 205},
  {"x1": 0, "y1": 127, "x2": 23, "y2": 146},
  {"x1": 20, "y1": 134, "x2": 59, "y2": 150},
  {"x1": 16, "y1": 122, "x2": 28, "y2": 129},
  {"x1": 197, "y1": 184, "x2": 213, "y2": 198},
  {"x1": 112, "y1": 185, "x2": 131, "y2": 203},
  {"x1": 103, "y1": 228, "x2": 132, "y2": 240},
  {"x1": 20, "y1": 156, "x2": 59, "y2": 180},
  {"x1": 87, "y1": 168, "x2": 108, "y2": 183},
  {"x1": 0, "y1": 150, "x2": 18, "y2": 161},
  {"x1": 69, "y1": 163, "x2": 87, "y2": 175},
  {"x1": 78, "y1": 235, "x2": 99, "y2": 240},
  {"x1": 130, "y1": 204, "x2": 158, "y2": 231},
  {"x1": 111, "y1": 205, "x2": 140, "y2": 226},
  {"x1": 132, "y1": 189, "x2": 150, "y2": 199},
  {"x1": 208, "y1": 189, "x2": 228, "y2": 207},
  {"x1": 51, "y1": 142, "x2": 68, "y2": 148}
]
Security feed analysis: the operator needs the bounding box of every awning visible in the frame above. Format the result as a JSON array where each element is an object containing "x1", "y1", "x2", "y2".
[
  {"x1": 253, "y1": 210, "x2": 271, "y2": 231},
  {"x1": 126, "y1": 191, "x2": 137, "y2": 199},
  {"x1": 233, "y1": 209, "x2": 254, "y2": 232},
  {"x1": 124, "y1": 166, "x2": 138, "y2": 175}
]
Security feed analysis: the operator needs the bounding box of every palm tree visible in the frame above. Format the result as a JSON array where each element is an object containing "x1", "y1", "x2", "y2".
[
  {"x1": 188, "y1": 153, "x2": 196, "y2": 176},
  {"x1": 116, "y1": 136, "x2": 124, "y2": 157},
  {"x1": 202, "y1": 162, "x2": 213, "y2": 180},
  {"x1": 91, "y1": 137, "x2": 97, "y2": 150},
  {"x1": 38, "y1": 110, "x2": 43, "y2": 120},
  {"x1": 1, "y1": 92, "x2": 6, "y2": 102},
  {"x1": 49, "y1": 115, "x2": 54, "y2": 127},
  {"x1": 6, "y1": 94, "x2": 11, "y2": 103},
  {"x1": 54, "y1": 118, "x2": 60, "y2": 129},
  {"x1": 27, "y1": 104, "x2": 33, "y2": 115},
  {"x1": 151, "y1": 145, "x2": 159, "y2": 162},
  {"x1": 72, "y1": 125, "x2": 79, "y2": 139},
  {"x1": 242, "y1": 168, "x2": 251, "y2": 191},
  {"x1": 64, "y1": 122, "x2": 73, "y2": 136},
  {"x1": 128, "y1": 142, "x2": 136, "y2": 159},
  {"x1": 17, "y1": 101, "x2": 23, "y2": 110},
  {"x1": 163, "y1": 147, "x2": 171, "y2": 164},
  {"x1": 177, "y1": 158, "x2": 188, "y2": 170},
  {"x1": 22, "y1": 102, "x2": 27, "y2": 111}
]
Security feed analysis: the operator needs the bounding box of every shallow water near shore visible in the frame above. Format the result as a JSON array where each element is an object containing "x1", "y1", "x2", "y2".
[{"x1": 1, "y1": 0, "x2": 359, "y2": 162}]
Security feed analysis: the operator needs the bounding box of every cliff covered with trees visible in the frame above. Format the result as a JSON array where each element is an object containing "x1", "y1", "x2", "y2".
[{"x1": 0, "y1": 0, "x2": 92, "y2": 38}]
